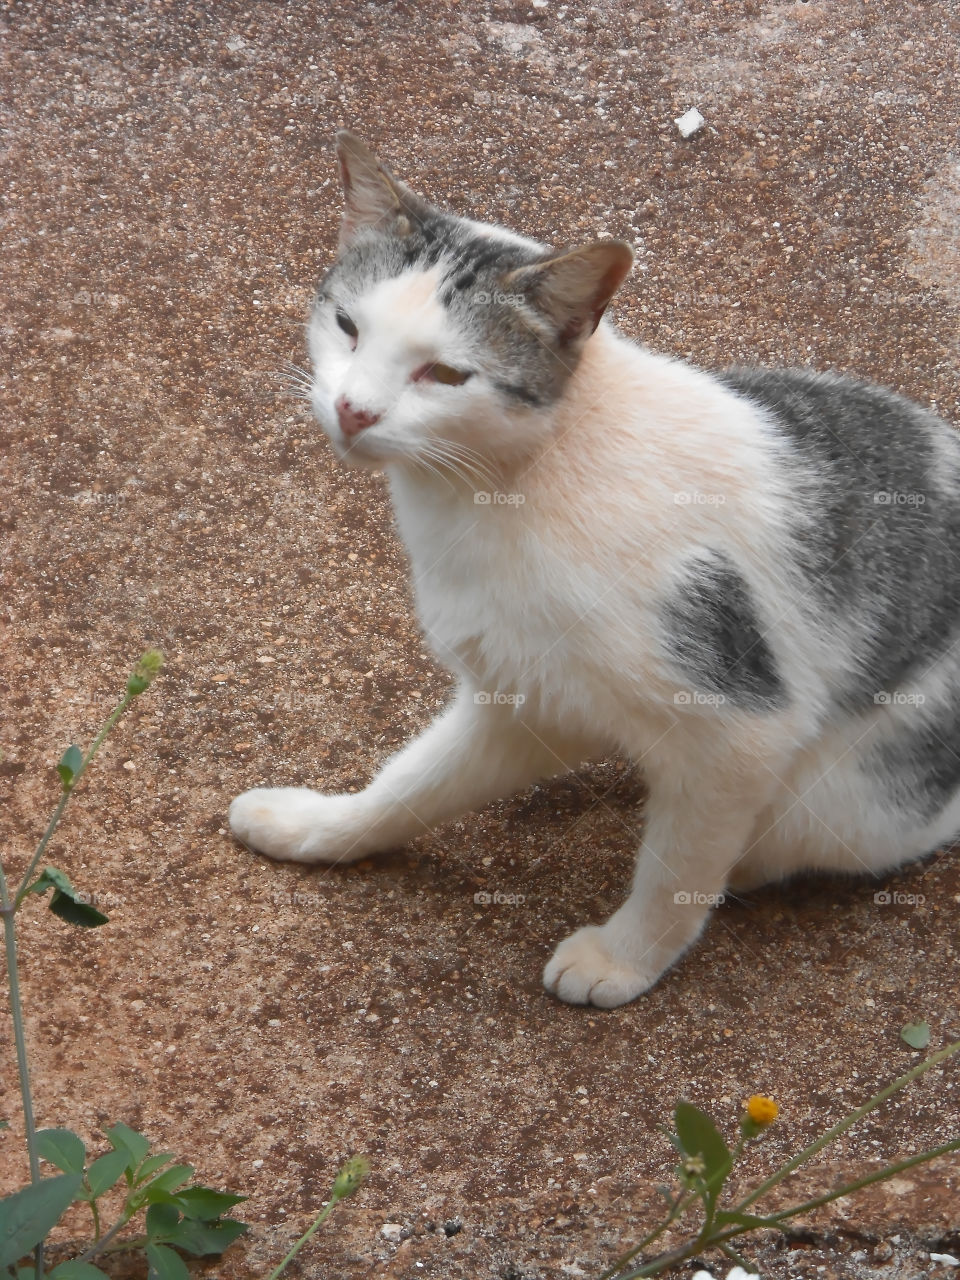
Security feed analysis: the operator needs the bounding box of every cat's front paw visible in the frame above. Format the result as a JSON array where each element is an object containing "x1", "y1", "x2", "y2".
[
  {"x1": 228, "y1": 787, "x2": 370, "y2": 864},
  {"x1": 543, "y1": 925, "x2": 656, "y2": 1008}
]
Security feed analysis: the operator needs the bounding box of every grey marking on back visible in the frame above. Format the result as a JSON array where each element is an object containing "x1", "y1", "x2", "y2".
[{"x1": 720, "y1": 366, "x2": 960, "y2": 708}]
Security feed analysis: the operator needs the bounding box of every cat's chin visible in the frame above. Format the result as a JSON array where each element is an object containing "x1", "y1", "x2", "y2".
[{"x1": 328, "y1": 436, "x2": 391, "y2": 470}]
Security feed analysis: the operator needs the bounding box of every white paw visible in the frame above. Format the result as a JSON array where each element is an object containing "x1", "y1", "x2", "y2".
[
  {"x1": 228, "y1": 787, "x2": 371, "y2": 864},
  {"x1": 543, "y1": 925, "x2": 657, "y2": 1008}
]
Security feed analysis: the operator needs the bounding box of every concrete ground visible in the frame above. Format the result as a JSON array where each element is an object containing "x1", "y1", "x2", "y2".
[{"x1": 2, "y1": 1, "x2": 959, "y2": 1277}]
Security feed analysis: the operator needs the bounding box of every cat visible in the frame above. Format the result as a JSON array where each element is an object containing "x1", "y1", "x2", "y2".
[{"x1": 229, "y1": 131, "x2": 960, "y2": 1008}]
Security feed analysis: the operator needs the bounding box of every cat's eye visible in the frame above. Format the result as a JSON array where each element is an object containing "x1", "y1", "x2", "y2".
[
  {"x1": 336, "y1": 309, "x2": 359, "y2": 340},
  {"x1": 413, "y1": 362, "x2": 473, "y2": 387}
]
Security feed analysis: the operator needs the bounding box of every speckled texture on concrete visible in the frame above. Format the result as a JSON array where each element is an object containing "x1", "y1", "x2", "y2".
[{"x1": 1, "y1": 2, "x2": 959, "y2": 1277}]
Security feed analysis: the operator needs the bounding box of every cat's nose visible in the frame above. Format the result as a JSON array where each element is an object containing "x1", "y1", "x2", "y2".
[{"x1": 336, "y1": 396, "x2": 381, "y2": 438}]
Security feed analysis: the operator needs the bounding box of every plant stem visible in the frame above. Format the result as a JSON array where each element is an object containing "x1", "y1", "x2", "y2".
[
  {"x1": 733, "y1": 1037, "x2": 960, "y2": 1213},
  {"x1": 74, "y1": 1212, "x2": 134, "y2": 1264},
  {"x1": 759, "y1": 1137, "x2": 960, "y2": 1226},
  {"x1": 619, "y1": 1135, "x2": 960, "y2": 1278},
  {"x1": 14, "y1": 693, "x2": 133, "y2": 907},
  {"x1": 596, "y1": 1188, "x2": 701, "y2": 1280},
  {"x1": 0, "y1": 860, "x2": 45, "y2": 1279},
  {"x1": 0, "y1": 867, "x2": 39, "y2": 1184},
  {"x1": 263, "y1": 1195, "x2": 345, "y2": 1280}
]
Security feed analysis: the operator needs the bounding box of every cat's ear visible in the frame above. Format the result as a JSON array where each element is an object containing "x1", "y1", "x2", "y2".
[
  {"x1": 503, "y1": 240, "x2": 634, "y2": 344},
  {"x1": 335, "y1": 131, "x2": 425, "y2": 250}
]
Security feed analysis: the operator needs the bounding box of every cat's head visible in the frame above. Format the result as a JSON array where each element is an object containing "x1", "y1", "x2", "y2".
[{"x1": 307, "y1": 132, "x2": 633, "y2": 472}]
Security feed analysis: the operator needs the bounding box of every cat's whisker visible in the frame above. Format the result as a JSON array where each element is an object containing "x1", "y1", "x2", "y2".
[{"x1": 421, "y1": 441, "x2": 487, "y2": 491}]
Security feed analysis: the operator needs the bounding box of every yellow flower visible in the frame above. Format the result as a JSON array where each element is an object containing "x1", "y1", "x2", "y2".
[{"x1": 744, "y1": 1094, "x2": 779, "y2": 1126}]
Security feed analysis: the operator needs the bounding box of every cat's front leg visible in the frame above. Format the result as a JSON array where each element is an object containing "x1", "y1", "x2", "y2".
[
  {"x1": 229, "y1": 682, "x2": 579, "y2": 864},
  {"x1": 544, "y1": 727, "x2": 793, "y2": 1008}
]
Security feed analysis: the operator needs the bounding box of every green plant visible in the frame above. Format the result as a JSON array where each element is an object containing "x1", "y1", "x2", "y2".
[
  {"x1": 598, "y1": 1032, "x2": 960, "y2": 1278},
  {"x1": 262, "y1": 1156, "x2": 369, "y2": 1280},
  {"x1": 0, "y1": 651, "x2": 248, "y2": 1279}
]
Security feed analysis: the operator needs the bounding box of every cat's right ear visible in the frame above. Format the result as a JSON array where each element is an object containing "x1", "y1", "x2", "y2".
[{"x1": 335, "y1": 131, "x2": 424, "y2": 251}]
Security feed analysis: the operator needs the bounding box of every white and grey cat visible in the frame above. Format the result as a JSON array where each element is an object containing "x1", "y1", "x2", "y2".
[{"x1": 230, "y1": 131, "x2": 960, "y2": 1008}]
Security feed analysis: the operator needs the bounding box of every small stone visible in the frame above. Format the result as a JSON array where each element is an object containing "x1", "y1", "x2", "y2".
[
  {"x1": 381, "y1": 1223, "x2": 403, "y2": 1242},
  {"x1": 675, "y1": 107, "x2": 705, "y2": 138}
]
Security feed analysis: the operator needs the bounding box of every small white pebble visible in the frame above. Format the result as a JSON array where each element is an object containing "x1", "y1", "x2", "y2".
[
  {"x1": 380, "y1": 1223, "x2": 403, "y2": 1242},
  {"x1": 930, "y1": 1255, "x2": 960, "y2": 1268},
  {"x1": 675, "y1": 107, "x2": 706, "y2": 138},
  {"x1": 252, "y1": 1158, "x2": 263, "y2": 1169},
  {"x1": 122, "y1": 760, "x2": 136, "y2": 771}
]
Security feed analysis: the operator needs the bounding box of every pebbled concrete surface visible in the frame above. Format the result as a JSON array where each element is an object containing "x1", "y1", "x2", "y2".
[{"x1": 1, "y1": 1, "x2": 959, "y2": 1277}]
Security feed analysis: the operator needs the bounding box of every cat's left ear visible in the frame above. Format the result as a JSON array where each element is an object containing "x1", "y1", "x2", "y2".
[
  {"x1": 503, "y1": 240, "x2": 634, "y2": 345},
  {"x1": 335, "y1": 131, "x2": 426, "y2": 251}
]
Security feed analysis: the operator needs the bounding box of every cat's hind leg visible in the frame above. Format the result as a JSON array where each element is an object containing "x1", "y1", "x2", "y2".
[{"x1": 729, "y1": 685, "x2": 960, "y2": 890}]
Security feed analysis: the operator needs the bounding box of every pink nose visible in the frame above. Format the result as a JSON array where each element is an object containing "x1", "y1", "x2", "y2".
[{"x1": 336, "y1": 396, "x2": 381, "y2": 438}]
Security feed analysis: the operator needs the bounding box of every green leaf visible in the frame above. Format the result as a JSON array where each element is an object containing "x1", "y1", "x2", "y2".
[
  {"x1": 0, "y1": 1174, "x2": 83, "y2": 1268},
  {"x1": 714, "y1": 1209, "x2": 774, "y2": 1229},
  {"x1": 146, "y1": 1202, "x2": 181, "y2": 1240},
  {"x1": 164, "y1": 1217, "x2": 247, "y2": 1256},
  {"x1": 57, "y1": 745, "x2": 84, "y2": 792},
  {"x1": 48, "y1": 893, "x2": 109, "y2": 928},
  {"x1": 134, "y1": 1153, "x2": 177, "y2": 1185},
  {"x1": 49, "y1": 1263, "x2": 112, "y2": 1279},
  {"x1": 36, "y1": 1129, "x2": 86, "y2": 1176},
  {"x1": 105, "y1": 1123, "x2": 151, "y2": 1170},
  {"x1": 0, "y1": 1120, "x2": 10, "y2": 1130},
  {"x1": 27, "y1": 868, "x2": 108, "y2": 928},
  {"x1": 145, "y1": 1243, "x2": 190, "y2": 1280},
  {"x1": 85, "y1": 1149, "x2": 130, "y2": 1198},
  {"x1": 673, "y1": 1101, "x2": 733, "y2": 1209},
  {"x1": 174, "y1": 1188, "x2": 247, "y2": 1220},
  {"x1": 140, "y1": 1166, "x2": 194, "y2": 1200},
  {"x1": 901, "y1": 1021, "x2": 931, "y2": 1050}
]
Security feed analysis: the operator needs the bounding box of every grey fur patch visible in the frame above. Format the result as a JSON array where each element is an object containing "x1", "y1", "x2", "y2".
[
  {"x1": 318, "y1": 207, "x2": 581, "y2": 407},
  {"x1": 867, "y1": 687, "x2": 960, "y2": 827},
  {"x1": 720, "y1": 366, "x2": 960, "y2": 709},
  {"x1": 661, "y1": 550, "x2": 788, "y2": 712}
]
